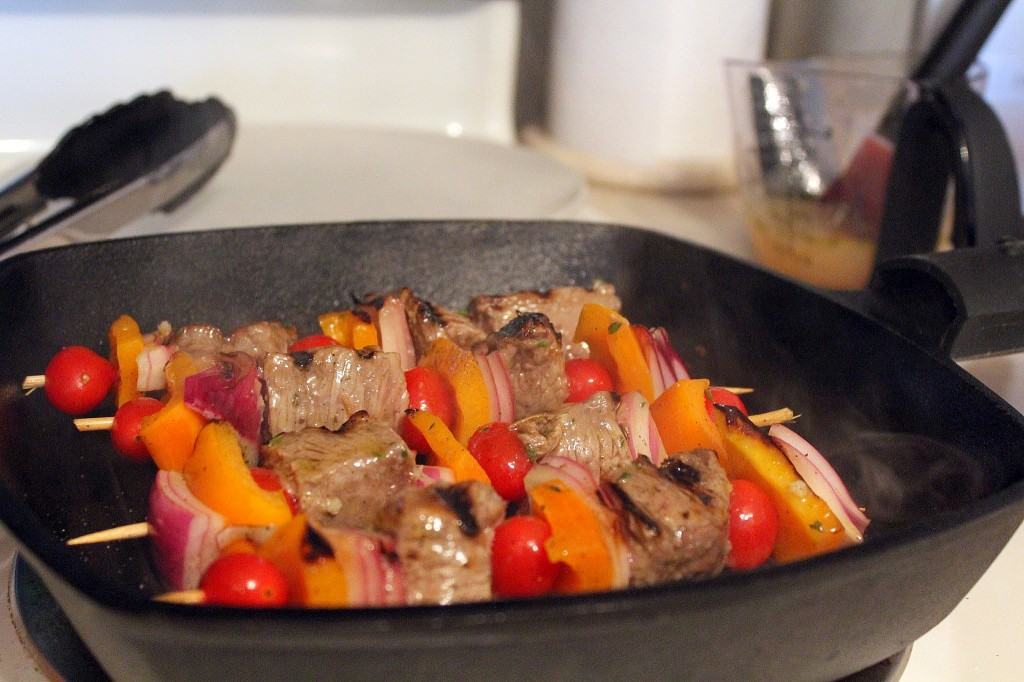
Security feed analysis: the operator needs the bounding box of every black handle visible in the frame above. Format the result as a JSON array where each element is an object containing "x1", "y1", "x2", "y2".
[{"x1": 911, "y1": 0, "x2": 1013, "y2": 83}]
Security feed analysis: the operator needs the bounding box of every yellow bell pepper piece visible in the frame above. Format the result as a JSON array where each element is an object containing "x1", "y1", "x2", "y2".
[
  {"x1": 405, "y1": 410, "x2": 490, "y2": 484},
  {"x1": 573, "y1": 304, "x2": 653, "y2": 401},
  {"x1": 529, "y1": 478, "x2": 621, "y2": 594},
  {"x1": 182, "y1": 422, "x2": 292, "y2": 526},
  {"x1": 650, "y1": 378, "x2": 726, "y2": 464},
  {"x1": 139, "y1": 352, "x2": 207, "y2": 471},
  {"x1": 713, "y1": 408, "x2": 849, "y2": 563},
  {"x1": 108, "y1": 314, "x2": 144, "y2": 406},
  {"x1": 318, "y1": 310, "x2": 379, "y2": 350},
  {"x1": 258, "y1": 514, "x2": 349, "y2": 607},
  {"x1": 419, "y1": 337, "x2": 491, "y2": 444}
]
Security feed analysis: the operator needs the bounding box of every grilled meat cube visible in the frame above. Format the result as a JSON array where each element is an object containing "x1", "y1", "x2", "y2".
[
  {"x1": 469, "y1": 281, "x2": 621, "y2": 342},
  {"x1": 512, "y1": 391, "x2": 631, "y2": 480},
  {"x1": 261, "y1": 413, "x2": 415, "y2": 530},
  {"x1": 173, "y1": 324, "x2": 224, "y2": 371},
  {"x1": 398, "y1": 288, "x2": 486, "y2": 357},
  {"x1": 483, "y1": 312, "x2": 568, "y2": 418},
  {"x1": 604, "y1": 450, "x2": 730, "y2": 585},
  {"x1": 379, "y1": 480, "x2": 505, "y2": 605},
  {"x1": 261, "y1": 345, "x2": 409, "y2": 436},
  {"x1": 225, "y1": 321, "x2": 297, "y2": 359},
  {"x1": 174, "y1": 321, "x2": 296, "y2": 371}
]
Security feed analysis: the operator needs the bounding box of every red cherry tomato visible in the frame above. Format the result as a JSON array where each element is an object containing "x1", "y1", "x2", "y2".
[
  {"x1": 468, "y1": 423, "x2": 533, "y2": 501},
  {"x1": 288, "y1": 334, "x2": 336, "y2": 353},
  {"x1": 250, "y1": 467, "x2": 299, "y2": 515},
  {"x1": 727, "y1": 479, "x2": 779, "y2": 570},
  {"x1": 110, "y1": 397, "x2": 164, "y2": 461},
  {"x1": 200, "y1": 553, "x2": 289, "y2": 608},
  {"x1": 705, "y1": 387, "x2": 748, "y2": 417},
  {"x1": 400, "y1": 367, "x2": 456, "y2": 453},
  {"x1": 491, "y1": 516, "x2": 560, "y2": 598},
  {"x1": 565, "y1": 358, "x2": 614, "y2": 403},
  {"x1": 43, "y1": 346, "x2": 116, "y2": 415}
]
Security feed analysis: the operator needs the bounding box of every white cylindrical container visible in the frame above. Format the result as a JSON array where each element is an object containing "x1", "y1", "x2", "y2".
[{"x1": 534, "y1": 0, "x2": 769, "y2": 192}]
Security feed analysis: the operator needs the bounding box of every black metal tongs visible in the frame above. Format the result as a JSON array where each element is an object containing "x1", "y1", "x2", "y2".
[{"x1": 0, "y1": 91, "x2": 235, "y2": 256}]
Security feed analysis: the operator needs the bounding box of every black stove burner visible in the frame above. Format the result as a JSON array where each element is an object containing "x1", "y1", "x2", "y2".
[
  {"x1": 12, "y1": 557, "x2": 107, "y2": 681},
  {"x1": 10, "y1": 556, "x2": 910, "y2": 682}
]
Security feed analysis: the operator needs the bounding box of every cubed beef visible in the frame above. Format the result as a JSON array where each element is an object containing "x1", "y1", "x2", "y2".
[
  {"x1": 604, "y1": 450, "x2": 730, "y2": 585},
  {"x1": 261, "y1": 413, "x2": 415, "y2": 530},
  {"x1": 398, "y1": 288, "x2": 486, "y2": 357},
  {"x1": 261, "y1": 346, "x2": 409, "y2": 436},
  {"x1": 483, "y1": 312, "x2": 567, "y2": 418},
  {"x1": 378, "y1": 480, "x2": 504, "y2": 605},
  {"x1": 513, "y1": 391, "x2": 631, "y2": 480},
  {"x1": 468, "y1": 281, "x2": 621, "y2": 342}
]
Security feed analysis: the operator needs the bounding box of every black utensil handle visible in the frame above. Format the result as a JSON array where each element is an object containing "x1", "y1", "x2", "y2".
[
  {"x1": 875, "y1": 77, "x2": 1023, "y2": 263},
  {"x1": 911, "y1": 0, "x2": 1013, "y2": 83},
  {"x1": 869, "y1": 239, "x2": 1024, "y2": 359}
]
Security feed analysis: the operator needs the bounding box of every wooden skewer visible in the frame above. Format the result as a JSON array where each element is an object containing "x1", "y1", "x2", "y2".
[
  {"x1": 748, "y1": 407, "x2": 797, "y2": 427},
  {"x1": 22, "y1": 375, "x2": 46, "y2": 391},
  {"x1": 66, "y1": 521, "x2": 150, "y2": 545},
  {"x1": 74, "y1": 416, "x2": 115, "y2": 431},
  {"x1": 715, "y1": 386, "x2": 753, "y2": 395},
  {"x1": 154, "y1": 589, "x2": 205, "y2": 605}
]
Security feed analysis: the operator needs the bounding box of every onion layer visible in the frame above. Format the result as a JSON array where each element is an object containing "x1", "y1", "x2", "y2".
[
  {"x1": 615, "y1": 391, "x2": 664, "y2": 466},
  {"x1": 413, "y1": 464, "x2": 456, "y2": 487},
  {"x1": 379, "y1": 297, "x2": 416, "y2": 371},
  {"x1": 136, "y1": 344, "x2": 176, "y2": 392},
  {"x1": 149, "y1": 470, "x2": 226, "y2": 590},
  {"x1": 476, "y1": 352, "x2": 515, "y2": 424},
  {"x1": 318, "y1": 526, "x2": 406, "y2": 606},
  {"x1": 769, "y1": 424, "x2": 870, "y2": 542}
]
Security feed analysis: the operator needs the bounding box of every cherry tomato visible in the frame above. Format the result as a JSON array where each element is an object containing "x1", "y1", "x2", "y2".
[
  {"x1": 491, "y1": 516, "x2": 560, "y2": 598},
  {"x1": 288, "y1": 334, "x2": 336, "y2": 353},
  {"x1": 705, "y1": 387, "x2": 748, "y2": 417},
  {"x1": 468, "y1": 423, "x2": 532, "y2": 501},
  {"x1": 200, "y1": 552, "x2": 289, "y2": 608},
  {"x1": 110, "y1": 397, "x2": 163, "y2": 461},
  {"x1": 400, "y1": 367, "x2": 456, "y2": 453},
  {"x1": 43, "y1": 346, "x2": 116, "y2": 415},
  {"x1": 727, "y1": 479, "x2": 779, "y2": 570},
  {"x1": 250, "y1": 467, "x2": 300, "y2": 515},
  {"x1": 565, "y1": 358, "x2": 613, "y2": 403}
]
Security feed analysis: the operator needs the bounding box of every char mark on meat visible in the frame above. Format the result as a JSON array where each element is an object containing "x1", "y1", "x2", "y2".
[
  {"x1": 261, "y1": 345, "x2": 409, "y2": 436},
  {"x1": 260, "y1": 414, "x2": 415, "y2": 531},
  {"x1": 392, "y1": 288, "x2": 486, "y2": 358},
  {"x1": 607, "y1": 451, "x2": 730, "y2": 586},
  {"x1": 469, "y1": 281, "x2": 621, "y2": 343},
  {"x1": 379, "y1": 480, "x2": 504, "y2": 605},
  {"x1": 483, "y1": 312, "x2": 568, "y2": 419},
  {"x1": 512, "y1": 391, "x2": 631, "y2": 480}
]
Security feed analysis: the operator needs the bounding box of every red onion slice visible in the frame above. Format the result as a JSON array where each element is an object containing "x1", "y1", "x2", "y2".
[
  {"x1": 378, "y1": 297, "x2": 416, "y2": 371},
  {"x1": 485, "y1": 352, "x2": 515, "y2": 422},
  {"x1": 413, "y1": 464, "x2": 456, "y2": 487},
  {"x1": 136, "y1": 344, "x2": 176, "y2": 392},
  {"x1": 769, "y1": 424, "x2": 870, "y2": 542},
  {"x1": 648, "y1": 415, "x2": 666, "y2": 467},
  {"x1": 615, "y1": 391, "x2": 652, "y2": 463},
  {"x1": 633, "y1": 326, "x2": 666, "y2": 397},
  {"x1": 533, "y1": 455, "x2": 599, "y2": 494},
  {"x1": 148, "y1": 470, "x2": 226, "y2": 590},
  {"x1": 318, "y1": 526, "x2": 405, "y2": 606},
  {"x1": 474, "y1": 352, "x2": 501, "y2": 423},
  {"x1": 651, "y1": 327, "x2": 690, "y2": 382}
]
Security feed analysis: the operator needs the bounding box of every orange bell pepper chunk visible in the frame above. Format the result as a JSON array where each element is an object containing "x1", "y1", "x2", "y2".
[
  {"x1": 573, "y1": 304, "x2": 653, "y2": 401},
  {"x1": 650, "y1": 378, "x2": 726, "y2": 464},
  {"x1": 182, "y1": 422, "x2": 292, "y2": 526},
  {"x1": 258, "y1": 514, "x2": 349, "y2": 607},
  {"x1": 405, "y1": 410, "x2": 490, "y2": 484},
  {"x1": 713, "y1": 408, "x2": 849, "y2": 563},
  {"x1": 419, "y1": 337, "x2": 491, "y2": 444},
  {"x1": 108, "y1": 314, "x2": 144, "y2": 406},
  {"x1": 318, "y1": 310, "x2": 379, "y2": 350},
  {"x1": 528, "y1": 478, "x2": 624, "y2": 594},
  {"x1": 139, "y1": 352, "x2": 207, "y2": 471}
]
